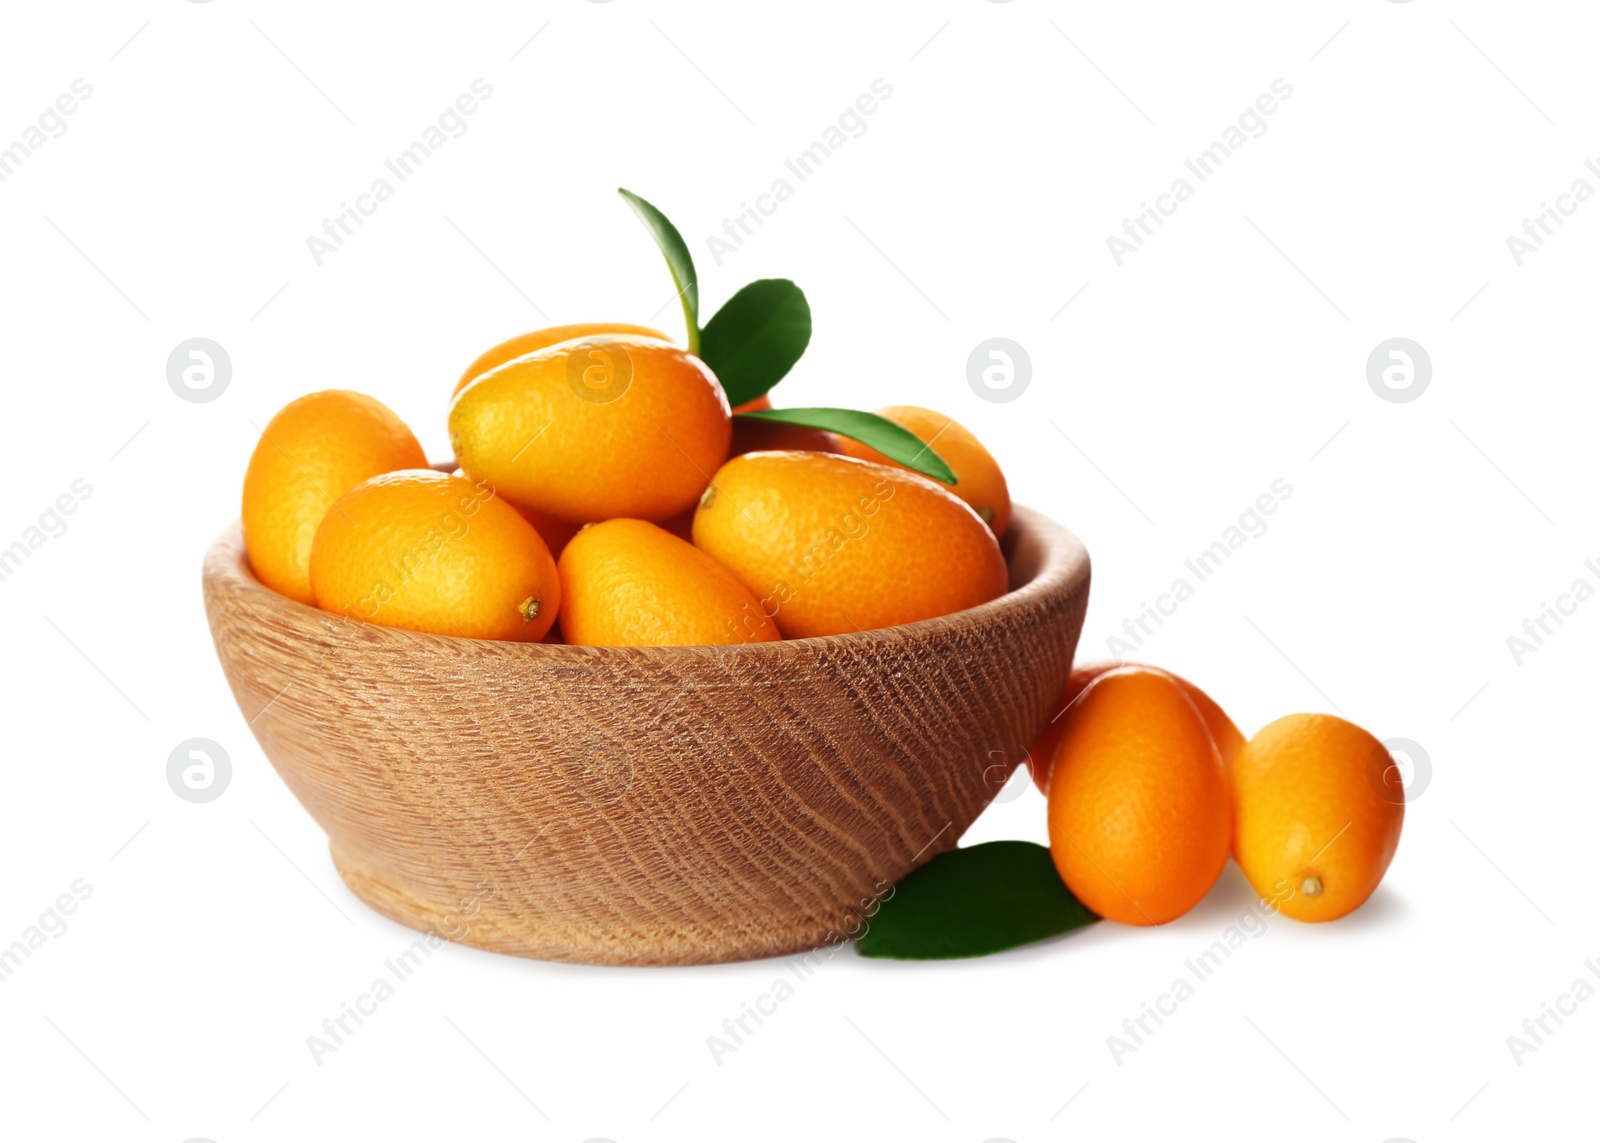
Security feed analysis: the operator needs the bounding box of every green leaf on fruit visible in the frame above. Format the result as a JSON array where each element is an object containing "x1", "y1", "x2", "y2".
[
  {"x1": 855, "y1": 840, "x2": 1099, "y2": 960},
  {"x1": 698, "y1": 279, "x2": 812, "y2": 407},
  {"x1": 618, "y1": 188, "x2": 700, "y2": 353},
  {"x1": 736, "y1": 407, "x2": 958, "y2": 485}
]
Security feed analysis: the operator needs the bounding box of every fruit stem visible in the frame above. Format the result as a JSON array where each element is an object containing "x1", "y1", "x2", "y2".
[
  {"x1": 518, "y1": 597, "x2": 541, "y2": 622},
  {"x1": 1299, "y1": 874, "x2": 1323, "y2": 898}
]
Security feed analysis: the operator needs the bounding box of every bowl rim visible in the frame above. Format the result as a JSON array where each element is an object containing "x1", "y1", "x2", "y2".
[{"x1": 204, "y1": 503, "x2": 1089, "y2": 661}]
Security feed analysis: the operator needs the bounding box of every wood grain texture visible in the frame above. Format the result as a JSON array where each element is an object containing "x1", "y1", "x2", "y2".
[{"x1": 203, "y1": 506, "x2": 1090, "y2": 965}]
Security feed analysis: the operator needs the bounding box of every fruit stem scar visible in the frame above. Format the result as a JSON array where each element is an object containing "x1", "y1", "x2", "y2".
[
  {"x1": 518, "y1": 597, "x2": 541, "y2": 622},
  {"x1": 699, "y1": 486, "x2": 716, "y2": 508},
  {"x1": 1299, "y1": 873, "x2": 1323, "y2": 897}
]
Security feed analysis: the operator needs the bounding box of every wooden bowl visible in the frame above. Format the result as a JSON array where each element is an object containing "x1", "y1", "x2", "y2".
[{"x1": 203, "y1": 507, "x2": 1090, "y2": 965}]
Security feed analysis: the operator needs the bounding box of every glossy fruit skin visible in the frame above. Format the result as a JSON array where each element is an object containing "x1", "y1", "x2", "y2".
[
  {"x1": 1029, "y1": 660, "x2": 1244, "y2": 794},
  {"x1": 692, "y1": 451, "x2": 1008, "y2": 639},
  {"x1": 558, "y1": 518, "x2": 780, "y2": 647},
  {"x1": 309, "y1": 470, "x2": 558, "y2": 642},
  {"x1": 1231, "y1": 714, "x2": 1404, "y2": 922},
  {"x1": 450, "y1": 335, "x2": 731, "y2": 524},
  {"x1": 1047, "y1": 667, "x2": 1231, "y2": 925},
  {"x1": 451, "y1": 323, "x2": 670, "y2": 397},
  {"x1": 832, "y1": 406, "x2": 1012, "y2": 537},
  {"x1": 242, "y1": 390, "x2": 427, "y2": 605},
  {"x1": 731, "y1": 394, "x2": 773, "y2": 414}
]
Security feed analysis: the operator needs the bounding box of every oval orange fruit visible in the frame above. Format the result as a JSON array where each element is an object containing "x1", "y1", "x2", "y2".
[
  {"x1": 832, "y1": 406, "x2": 1011, "y2": 536},
  {"x1": 241, "y1": 390, "x2": 426, "y2": 605},
  {"x1": 559, "y1": 518, "x2": 780, "y2": 646},
  {"x1": 1029, "y1": 660, "x2": 1244, "y2": 793},
  {"x1": 1231, "y1": 713, "x2": 1404, "y2": 922},
  {"x1": 451, "y1": 322, "x2": 670, "y2": 396},
  {"x1": 449, "y1": 335, "x2": 730, "y2": 523},
  {"x1": 1047, "y1": 666, "x2": 1231, "y2": 924},
  {"x1": 309, "y1": 469, "x2": 558, "y2": 641},
  {"x1": 692, "y1": 451, "x2": 1008, "y2": 639}
]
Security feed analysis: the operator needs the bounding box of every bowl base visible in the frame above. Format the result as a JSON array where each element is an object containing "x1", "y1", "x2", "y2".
[{"x1": 330, "y1": 845, "x2": 854, "y2": 967}]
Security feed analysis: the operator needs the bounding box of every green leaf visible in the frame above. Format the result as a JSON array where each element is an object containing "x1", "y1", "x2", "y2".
[
  {"x1": 737, "y1": 407, "x2": 957, "y2": 485},
  {"x1": 618, "y1": 188, "x2": 700, "y2": 354},
  {"x1": 698, "y1": 279, "x2": 812, "y2": 406},
  {"x1": 856, "y1": 841, "x2": 1099, "y2": 960}
]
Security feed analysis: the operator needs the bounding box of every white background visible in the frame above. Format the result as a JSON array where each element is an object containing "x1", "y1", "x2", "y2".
[{"x1": 1, "y1": 1, "x2": 1595, "y2": 1139}]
